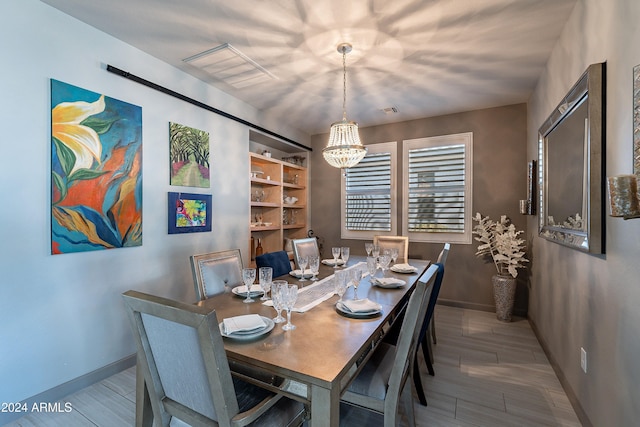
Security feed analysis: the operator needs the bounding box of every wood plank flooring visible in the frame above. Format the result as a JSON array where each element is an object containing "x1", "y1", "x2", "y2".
[{"x1": 5, "y1": 306, "x2": 581, "y2": 426}]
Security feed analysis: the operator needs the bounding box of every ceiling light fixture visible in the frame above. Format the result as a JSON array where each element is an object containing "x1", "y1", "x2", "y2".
[{"x1": 323, "y1": 43, "x2": 366, "y2": 169}]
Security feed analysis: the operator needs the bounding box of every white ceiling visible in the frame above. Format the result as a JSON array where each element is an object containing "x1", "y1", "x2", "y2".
[{"x1": 41, "y1": 0, "x2": 577, "y2": 136}]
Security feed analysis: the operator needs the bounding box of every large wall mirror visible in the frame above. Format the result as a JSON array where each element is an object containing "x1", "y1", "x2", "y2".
[{"x1": 538, "y1": 62, "x2": 605, "y2": 253}]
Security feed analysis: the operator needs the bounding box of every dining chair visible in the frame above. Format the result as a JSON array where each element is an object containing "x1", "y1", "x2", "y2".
[
  {"x1": 122, "y1": 290, "x2": 308, "y2": 427},
  {"x1": 190, "y1": 249, "x2": 244, "y2": 301},
  {"x1": 373, "y1": 235, "x2": 409, "y2": 263},
  {"x1": 339, "y1": 264, "x2": 438, "y2": 427},
  {"x1": 413, "y1": 262, "x2": 446, "y2": 407},
  {"x1": 255, "y1": 250, "x2": 293, "y2": 278},
  {"x1": 291, "y1": 238, "x2": 319, "y2": 269},
  {"x1": 429, "y1": 243, "x2": 450, "y2": 348}
]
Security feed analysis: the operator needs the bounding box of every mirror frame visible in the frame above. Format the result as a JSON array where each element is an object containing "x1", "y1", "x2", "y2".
[{"x1": 538, "y1": 62, "x2": 605, "y2": 254}]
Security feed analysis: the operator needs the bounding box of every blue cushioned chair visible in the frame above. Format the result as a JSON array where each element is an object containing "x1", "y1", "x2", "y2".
[{"x1": 255, "y1": 251, "x2": 292, "y2": 278}]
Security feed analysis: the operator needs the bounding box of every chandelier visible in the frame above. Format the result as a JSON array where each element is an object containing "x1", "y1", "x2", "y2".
[{"x1": 322, "y1": 43, "x2": 366, "y2": 169}]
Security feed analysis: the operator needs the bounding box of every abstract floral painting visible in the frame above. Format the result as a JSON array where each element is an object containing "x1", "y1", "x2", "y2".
[
  {"x1": 51, "y1": 79, "x2": 142, "y2": 254},
  {"x1": 167, "y1": 192, "x2": 212, "y2": 234},
  {"x1": 169, "y1": 122, "x2": 210, "y2": 187}
]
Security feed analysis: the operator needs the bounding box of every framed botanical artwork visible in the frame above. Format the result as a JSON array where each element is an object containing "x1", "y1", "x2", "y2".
[
  {"x1": 168, "y1": 192, "x2": 212, "y2": 234},
  {"x1": 169, "y1": 122, "x2": 210, "y2": 187},
  {"x1": 51, "y1": 79, "x2": 143, "y2": 254}
]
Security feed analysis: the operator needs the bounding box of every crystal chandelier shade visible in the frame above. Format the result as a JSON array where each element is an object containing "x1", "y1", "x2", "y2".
[{"x1": 322, "y1": 43, "x2": 366, "y2": 169}]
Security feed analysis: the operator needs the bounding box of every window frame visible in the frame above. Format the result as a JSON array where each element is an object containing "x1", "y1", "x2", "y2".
[
  {"x1": 341, "y1": 141, "x2": 397, "y2": 240},
  {"x1": 402, "y1": 133, "x2": 473, "y2": 244}
]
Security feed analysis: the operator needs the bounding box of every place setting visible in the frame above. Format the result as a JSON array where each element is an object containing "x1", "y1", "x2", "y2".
[
  {"x1": 333, "y1": 267, "x2": 383, "y2": 318},
  {"x1": 232, "y1": 268, "x2": 264, "y2": 302},
  {"x1": 219, "y1": 313, "x2": 275, "y2": 341}
]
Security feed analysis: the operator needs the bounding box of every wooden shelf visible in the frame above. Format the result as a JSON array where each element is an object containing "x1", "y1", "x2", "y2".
[{"x1": 250, "y1": 152, "x2": 308, "y2": 260}]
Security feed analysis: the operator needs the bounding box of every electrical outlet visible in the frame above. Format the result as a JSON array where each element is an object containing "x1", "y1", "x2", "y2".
[{"x1": 580, "y1": 347, "x2": 587, "y2": 373}]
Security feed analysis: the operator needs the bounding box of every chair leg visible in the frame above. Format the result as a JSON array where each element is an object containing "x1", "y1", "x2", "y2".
[
  {"x1": 421, "y1": 338, "x2": 435, "y2": 376},
  {"x1": 413, "y1": 354, "x2": 428, "y2": 407},
  {"x1": 402, "y1": 378, "x2": 416, "y2": 427},
  {"x1": 430, "y1": 318, "x2": 437, "y2": 345}
]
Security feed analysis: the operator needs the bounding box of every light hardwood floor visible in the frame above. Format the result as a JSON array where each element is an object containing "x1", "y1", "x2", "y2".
[{"x1": 5, "y1": 306, "x2": 581, "y2": 427}]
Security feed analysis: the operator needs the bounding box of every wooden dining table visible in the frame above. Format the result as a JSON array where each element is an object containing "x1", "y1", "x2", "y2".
[
  {"x1": 199, "y1": 256, "x2": 430, "y2": 426},
  {"x1": 135, "y1": 256, "x2": 430, "y2": 427}
]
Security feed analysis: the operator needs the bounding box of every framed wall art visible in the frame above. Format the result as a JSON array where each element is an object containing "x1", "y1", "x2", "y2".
[
  {"x1": 169, "y1": 122, "x2": 210, "y2": 187},
  {"x1": 168, "y1": 192, "x2": 212, "y2": 234},
  {"x1": 51, "y1": 79, "x2": 143, "y2": 254}
]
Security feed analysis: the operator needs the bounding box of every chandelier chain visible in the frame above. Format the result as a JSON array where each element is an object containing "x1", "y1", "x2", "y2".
[{"x1": 342, "y1": 46, "x2": 347, "y2": 121}]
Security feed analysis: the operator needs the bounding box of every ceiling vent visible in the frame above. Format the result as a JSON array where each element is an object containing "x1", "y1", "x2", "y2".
[
  {"x1": 382, "y1": 106, "x2": 398, "y2": 114},
  {"x1": 183, "y1": 43, "x2": 276, "y2": 89}
]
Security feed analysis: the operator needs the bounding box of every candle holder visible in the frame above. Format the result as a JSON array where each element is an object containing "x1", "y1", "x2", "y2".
[{"x1": 607, "y1": 174, "x2": 640, "y2": 219}]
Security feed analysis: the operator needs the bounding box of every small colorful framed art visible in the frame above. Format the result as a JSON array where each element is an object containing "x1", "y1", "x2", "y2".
[{"x1": 168, "y1": 192, "x2": 212, "y2": 234}]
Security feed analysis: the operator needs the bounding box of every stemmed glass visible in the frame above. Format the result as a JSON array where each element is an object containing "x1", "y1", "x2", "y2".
[
  {"x1": 366, "y1": 256, "x2": 378, "y2": 280},
  {"x1": 350, "y1": 268, "x2": 362, "y2": 300},
  {"x1": 390, "y1": 248, "x2": 399, "y2": 265},
  {"x1": 379, "y1": 254, "x2": 392, "y2": 276},
  {"x1": 341, "y1": 247, "x2": 350, "y2": 266},
  {"x1": 297, "y1": 255, "x2": 309, "y2": 282},
  {"x1": 365, "y1": 242, "x2": 373, "y2": 257},
  {"x1": 331, "y1": 247, "x2": 341, "y2": 268},
  {"x1": 308, "y1": 255, "x2": 320, "y2": 281},
  {"x1": 371, "y1": 244, "x2": 380, "y2": 259},
  {"x1": 334, "y1": 270, "x2": 348, "y2": 303},
  {"x1": 241, "y1": 268, "x2": 256, "y2": 303},
  {"x1": 258, "y1": 267, "x2": 272, "y2": 301},
  {"x1": 271, "y1": 280, "x2": 287, "y2": 323},
  {"x1": 282, "y1": 284, "x2": 299, "y2": 331}
]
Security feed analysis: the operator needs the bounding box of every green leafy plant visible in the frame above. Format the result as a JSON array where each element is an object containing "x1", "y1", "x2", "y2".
[{"x1": 472, "y1": 213, "x2": 529, "y2": 278}]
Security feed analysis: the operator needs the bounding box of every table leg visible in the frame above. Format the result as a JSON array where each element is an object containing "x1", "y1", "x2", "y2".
[{"x1": 309, "y1": 384, "x2": 340, "y2": 427}]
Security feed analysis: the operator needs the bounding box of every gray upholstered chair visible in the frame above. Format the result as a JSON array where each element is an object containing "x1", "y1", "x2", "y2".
[
  {"x1": 339, "y1": 264, "x2": 437, "y2": 427},
  {"x1": 373, "y1": 235, "x2": 409, "y2": 263},
  {"x1": 122, "y1": 290, "x2": 308, "y2": 427},
  {"x1": 429, "y1": 242, "x2": 450, "y2": 347},
  {"x1": 190, "y1": 249, "x2": 243, "y2": 301},
  {"x1": 291, "y1": 238, "x2": 319, "y2": 269},
  {"x1": 413, "y1": 262, "x2": 445, "y2": 406}
]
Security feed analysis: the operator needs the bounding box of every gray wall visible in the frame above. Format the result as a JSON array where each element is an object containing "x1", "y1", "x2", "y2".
[
  {"x1": 0, "y1": 1, "x2": 307, "y2": 420},
  {"x1": 310, "y1": 104, "x2": 529, "y2": 314},
  {"x1": 527, "y1": 0, "x2": 640, "y2": 425}
]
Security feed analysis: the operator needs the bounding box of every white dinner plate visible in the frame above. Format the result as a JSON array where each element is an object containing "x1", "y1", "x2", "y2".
[
  {"x1": 322, "y1": 259, "x2": 345, "y2": 266},
  {"x1": 289, "y1": 269, "x2": 314, "y2": 278},
  {"x1": 371, "y1": 277, "x2": 407, "y2": 289},
  {"x1": 231, "y1": 285, "x2": 264, "y2": 298},
  {"x1": 390, "y1": 264, "x2": 418, "y2": 274},
  {"x1": 219, "y1": 316, "x2": 275, "y2": 340},
  {"x1": 335, "y1": 301, "x2": 382, "y2": 318}
]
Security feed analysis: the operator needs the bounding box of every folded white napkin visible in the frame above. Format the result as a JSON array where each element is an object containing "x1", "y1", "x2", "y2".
[
  {"x1": 391, "y1": 263, "x2": 417, "y2": 273},
  {"x1": 223, "y1": 314, "x2": 266, "y2": 334},
  {"x1": 341, "y1": 298, "x2": 382, "y2": 313},
  {"x1": 372, "y1": 277, "x2": 406, "y2": 288},
  {"x1": 322, "y1": 259, "x2": 344, "y2": 266},
  {"x1": 290, "y1": 269, "x2": 313, "y2": 277},
  {"x1": 235, "y1": 285, "x2": 263, "y2": 294}
]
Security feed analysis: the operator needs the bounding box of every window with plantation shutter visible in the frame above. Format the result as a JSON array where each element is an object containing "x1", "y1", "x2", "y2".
[
  {"x1": 403, "y1": 133, "x2": 473, "y2": 244},
  {"x1": 341, "y1": 141, "x2": 397, "y2": 239}
]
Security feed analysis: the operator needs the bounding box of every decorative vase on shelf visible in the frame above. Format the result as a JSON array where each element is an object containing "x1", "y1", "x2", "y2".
[{"x1": 492, "y1": 274, "x2": 517, "y2": 322}]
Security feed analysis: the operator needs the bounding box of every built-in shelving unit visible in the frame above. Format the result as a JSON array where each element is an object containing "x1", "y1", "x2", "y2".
[{"x1": 250, "y1": 152, "x2": 308, "y2": 263}]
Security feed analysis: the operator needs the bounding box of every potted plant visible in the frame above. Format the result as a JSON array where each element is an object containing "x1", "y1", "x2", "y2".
[{"x1": 472, "y1": 213, "x2": 529, "y2": 321}]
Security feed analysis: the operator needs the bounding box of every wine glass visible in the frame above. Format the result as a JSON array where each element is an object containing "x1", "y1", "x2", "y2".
[
  {"x1": 241, "y1": 268, "x2": 256, "y2": 303},
  {"x1": 271, "y1": 280, "x2": 287, "y2": 323},
  {"x1": 341, "y1": 246, "x2": 350, "y2": 266},
  {"x1": 258, "y1": 266, "x2": 272, "y2": 301},
  {"x1": 371, "y1": 244, "x2": 380, "y2": 259},
  {"x1": 334, "y1": 270, "x2": 348, "y2": 303},
  {"x1": 379, "y1": 254, "x2": 392, "y2": 276},
  {"x1": 390, "y1": 248, "x2": 399, "y2": 265},
  {"x1": 351, "y1": 268, "x2": 362, "y2": 300},
  {"x1": 297, "y1": 255, "x2": 309, "y2": 282},
  {"x1": 331, "y1": 247, "x2": 341, "y2": 268},
  {"x1": 365, "y1": 242, "x2": 373, "y2": 257},
  {"x1": 308, "y1": 255, "x2": 320, "y2": 281},
  {"x1": 366, "y1": 256, "x2": 378, "y2": 280},
  {"x1": 282, "y1": 284, "x2": 299, "y2": 331}
]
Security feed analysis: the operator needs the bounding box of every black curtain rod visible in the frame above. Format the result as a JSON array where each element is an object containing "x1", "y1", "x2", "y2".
[{"x1": 106, "y1": 64, "x2": 311, "y2": 152}]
